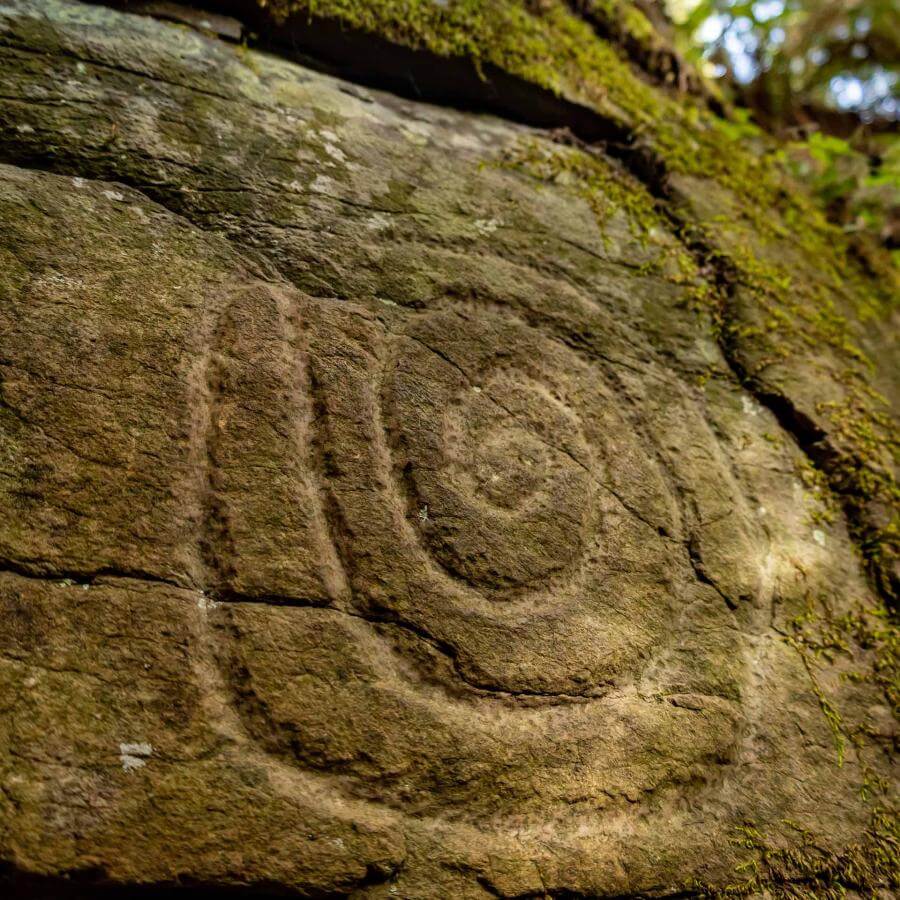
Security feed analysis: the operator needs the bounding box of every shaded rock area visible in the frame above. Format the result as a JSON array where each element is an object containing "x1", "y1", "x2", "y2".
[{"x1": 0, "y1": 1, "x2": 896, "y2": 897}]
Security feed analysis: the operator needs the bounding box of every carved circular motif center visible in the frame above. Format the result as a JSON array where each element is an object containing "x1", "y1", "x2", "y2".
[
  {"x1": 408, "y1": 368, "x2": 593, "y2": 589},
  {"x1": 389, "y1": 315, "x2": 596, "y2": 593}
]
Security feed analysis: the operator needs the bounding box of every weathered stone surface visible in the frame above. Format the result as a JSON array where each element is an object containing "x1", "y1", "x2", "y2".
[{"x1": 0, "y1": 1, "x2": 896, "y2": 896}]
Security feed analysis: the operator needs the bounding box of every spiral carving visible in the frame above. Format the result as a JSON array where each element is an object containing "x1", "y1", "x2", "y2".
[
  {"x1": 212, "y1": 294, "x2": 742, "y2": 818},
  {"x1": 387, "y1": 314, "x2": 598, "y2": 593}
]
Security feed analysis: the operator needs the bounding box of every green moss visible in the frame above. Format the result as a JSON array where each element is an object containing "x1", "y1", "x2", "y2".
[
  {"x1": 233, "y1": 38, "x2": 262, "y2": 74},
  {"x1": 768, "y1": 595, "x2": 897, "y2": 892},
  {"x1": 796, "y1": 458, "x2": 839, "y2": 527},
  {"x1": 710, "y1": 570, "x2": 900, "y2": 896},
  {"x1": 263, "y1": 0, "x2": 656, "y2": 120},
  {"x1": 616, "y1": 4, "x2": 655, "y2": 45},
  {"x1": 705, "y1": 810, "x2": 900, "y2": 898},
  {"x1": 496, "y1": 135, "x2": 662, "y2": 239},
  {"x1": 788, "y1": 594, "x2": 898, "y2": 721},
  {"x1": 259, "y1": 2, "x2": 895, "y2": 281}
]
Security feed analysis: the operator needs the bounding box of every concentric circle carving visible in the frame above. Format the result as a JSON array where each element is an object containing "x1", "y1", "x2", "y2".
[
  {"x1": 212, "y1": 297, "x2": 743, "y2": 820},
  {"x1": 388, "y1": 324, "x2": 597, "y2": 592}
]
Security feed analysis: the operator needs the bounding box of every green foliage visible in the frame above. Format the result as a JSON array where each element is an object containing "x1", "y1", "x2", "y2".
[
  {"x1": 792, "y1": 132, "x2": 869, "y2": 206},
  {"x1": 670, "y1": 0, "x2": 899, "y2": 122},
  {"x1": 669, "y1": 2, "x2": 899, "y2": 249},
  {"x1": 782, "y1": 130, "x2": 900, "y2": 246}
]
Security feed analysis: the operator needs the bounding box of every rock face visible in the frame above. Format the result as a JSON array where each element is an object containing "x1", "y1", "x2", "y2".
[{"x1": 0, "y1": 1, "x2": 896, "y2": 897}]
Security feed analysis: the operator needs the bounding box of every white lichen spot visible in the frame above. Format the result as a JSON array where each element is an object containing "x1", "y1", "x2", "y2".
[
  {"x1": 319, "y1": 129, "x2": 339, "y2": 142},
  {"x1": 813, "y1": 529, "x2": 826, "y2": 547},
  {"x1": 474, "y1": 217, "x2": 501, "y2": 236},
  {"x1": 75, "y1": 61, "x2": 87, "y2": 75},
  {"x1": 72, "y1": 177, "x2": 86, "y2": 188},
  {"x1": 309, "y1": 175, "x2": 335, "y2": 194},
  {"x1": 16, "y1": 123, "x2": 34, "y2": 133},
  {"x1": 366, "y1": 213, "x2": 391, "y2": 231},
  {"x1": 102, "y1": 189, "x2": 125, "y2": 202},
  {"x1": 119, "y1": 742, "x2": 152, "y2": 772},
  {"x1": 400, "y1": 125, "x2": 429, "y2": 146},
  {"x1": 758, "y1": 506, "x2": 767, "y2": 516},
  {"x1": 323, "y1": 143, "x2": 347, "y2": 163},
  {"x1": 472, "y1": 385, "x2": 482, "y2": 393},
  {"x1": 214, "y1": 116, "x2": 235, "y2": 137},
  {"x1": 197, "y1": 594, "x2": 219, "y2": 611},
  {"x1": 287, "y1": 179, "x2": 304, "y2": 193},
  {"x1": 449, "y1": 132, "x2": 483, "y2": 151},
  {"x1": 39, "y1": 272, "x2": 83, "y2": 290},
  {"x1": 741, "y1": 395, "x2": 762, "y2": 416}
]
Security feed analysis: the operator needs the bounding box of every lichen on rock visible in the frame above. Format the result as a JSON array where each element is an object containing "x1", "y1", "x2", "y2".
[{"x1": 0, "y1": 1, "x2": 896, "y2": 897}]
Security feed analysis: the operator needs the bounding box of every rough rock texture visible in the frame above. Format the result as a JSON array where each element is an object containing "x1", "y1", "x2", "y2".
[{"x1": 0, "y1": 1, "x2": 896, "y2": 897}]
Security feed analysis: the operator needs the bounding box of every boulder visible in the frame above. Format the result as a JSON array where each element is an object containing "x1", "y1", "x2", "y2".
[{"x1": 0, "y1": 1, "x2": 896, "y2": 896}]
